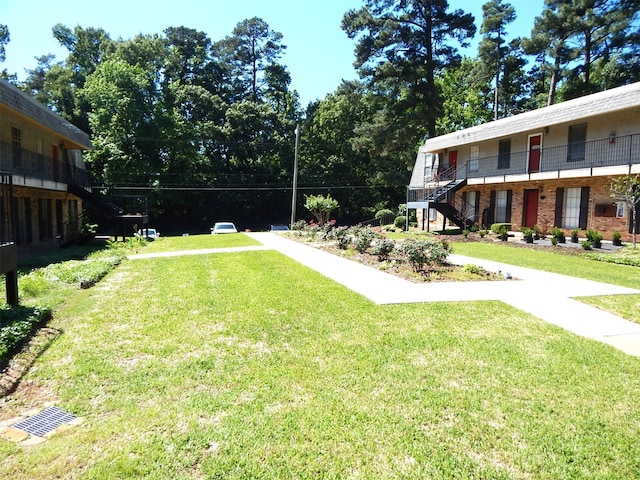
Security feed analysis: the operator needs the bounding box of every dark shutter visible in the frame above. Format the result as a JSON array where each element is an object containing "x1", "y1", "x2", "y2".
[
  {"x1": 579, "y1": 187, "x2": 590, "y2": 229},
  {"x1": 475, "y1": 192, "x2": 480, "y2": 221},
  {"x1": 505, "y1": 190, "x2": 513, "y2": 223},
  {"x1": 555, "y1": 188, "x2": 564, "y2": 227},
  {"x1": 489, "y1": 191, "x2": 496, "y2": 225}
]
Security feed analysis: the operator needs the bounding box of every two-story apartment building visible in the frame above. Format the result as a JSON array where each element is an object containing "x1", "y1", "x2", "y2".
[
  {"x1": 408, "y1": 81, "x2": 640, "y2": 242},
  {"x1": 0, "y1": 78, "x2": 93, "y2": 255}
]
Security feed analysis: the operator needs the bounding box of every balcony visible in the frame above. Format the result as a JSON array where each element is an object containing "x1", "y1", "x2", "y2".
[
  {"x1": 0, "y1": 141, "x2": 91, "y2": 190},
  {"x1": 437, "y1": 132, "x2": 640, "y2": 184}
]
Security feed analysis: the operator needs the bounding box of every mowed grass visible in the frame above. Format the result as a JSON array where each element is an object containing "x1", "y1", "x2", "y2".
[
  {"x1": 140, "y1": 232, "x2": 261, "y2": 253},
  {"x1": 452, "y1": 241, "x2": 640, "y2": 323},
  {"x1": 2, "y1": 235, "x2": 640, "y2": 478}
]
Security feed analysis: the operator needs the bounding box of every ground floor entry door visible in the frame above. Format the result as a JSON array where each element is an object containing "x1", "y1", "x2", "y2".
[{"x1": 523, "y1": 189, "x2": 539, "y2": 228}]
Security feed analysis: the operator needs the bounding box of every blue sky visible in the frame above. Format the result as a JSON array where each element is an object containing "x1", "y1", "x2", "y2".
[{"x1": 2, "y1": 0, "x2": 545, "y2": 106}]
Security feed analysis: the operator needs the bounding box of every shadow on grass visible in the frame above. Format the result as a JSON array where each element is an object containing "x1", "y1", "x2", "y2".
[
  {"x1": 0, "y1": 306, "x2": 54, "y2": 396},
  {"x1": 17, "y1": 238, "x2": 110, "y2": 274}
]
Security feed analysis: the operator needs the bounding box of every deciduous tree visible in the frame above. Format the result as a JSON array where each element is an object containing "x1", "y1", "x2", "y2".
[{"x1": 610, "y1": 175, "x2": 640, "y2": 249}]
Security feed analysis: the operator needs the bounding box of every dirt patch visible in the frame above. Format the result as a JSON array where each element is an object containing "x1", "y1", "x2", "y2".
[{"x1": 0, "y1": 327, "x2": 61, "y2": 420}]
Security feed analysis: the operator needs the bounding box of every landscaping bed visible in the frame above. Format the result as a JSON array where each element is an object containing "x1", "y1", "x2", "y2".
[
  {"x1": 314, "y1": 240, "x2": 510, "y2": 282},
  {"x1": 287, "y1": 223, "x2": 513, "y2": 283}
]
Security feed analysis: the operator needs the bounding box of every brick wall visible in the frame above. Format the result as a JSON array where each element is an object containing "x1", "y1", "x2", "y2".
[{"x1": 465, "y1": 177, "x2": 633, "y2": 241}]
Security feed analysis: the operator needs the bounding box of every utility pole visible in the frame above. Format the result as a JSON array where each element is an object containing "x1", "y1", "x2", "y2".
[{"x1": 290, "y1": 124, "x2": 300, "y2": 226}]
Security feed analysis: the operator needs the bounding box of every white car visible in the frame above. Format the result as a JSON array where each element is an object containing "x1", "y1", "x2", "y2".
[
  {"x1": 211, "y1": 222, "x2": 238, "y2": 234},
  {"x1": 136, "y1": 228, "x2": 160, "y2": 240}
]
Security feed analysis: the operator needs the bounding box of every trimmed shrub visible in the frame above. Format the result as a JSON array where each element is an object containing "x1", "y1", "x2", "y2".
[
  {"x1": 394, "y1": 216, "x2": 407, "y2": 229},
  {"x1": 371, "y1": 238, "x2": 396, "y2": 261},
  {"x1": 375, "y1": 209, "x2": 395, "y2": 225},
  {"x1": 491, "y1": 223, "x2": 511, "y2": 234},
  {"x1": 398, "y1": 238, "x2": 452, "y2": 272}
]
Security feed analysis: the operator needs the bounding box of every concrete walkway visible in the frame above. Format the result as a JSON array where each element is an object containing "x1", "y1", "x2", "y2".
[
  {"x1": 244, "y1": 232, "x2": 640, "y2": 357},
  {"x1": 128, "y1": 233, "x2": 640, "y2": 357}
]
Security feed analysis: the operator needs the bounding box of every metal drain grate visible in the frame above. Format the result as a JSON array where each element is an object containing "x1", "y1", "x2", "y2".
[{"x1": 13, "y1": 406, "x2": 76, "y2": 437}]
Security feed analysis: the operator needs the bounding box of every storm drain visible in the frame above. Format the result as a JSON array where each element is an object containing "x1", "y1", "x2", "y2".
[{"x1": 12, "y1": 406, "x2": 76, "y2": 437}]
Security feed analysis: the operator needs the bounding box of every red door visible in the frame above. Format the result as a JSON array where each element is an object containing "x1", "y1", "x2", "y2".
[
  {"x1": 449, "y1": 150, "x2": 457, "y2": 179},
  {"x1": 524, "y1": 189, "x2": 539, "y2": 228},
  {"x1": 528, "y1": 135, "x2": 541, "y2": 173}
]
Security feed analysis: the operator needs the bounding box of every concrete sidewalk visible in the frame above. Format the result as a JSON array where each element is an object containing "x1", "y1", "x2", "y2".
[{"x1": 245, "y1": 232, "x2": 640, "y2": 357}]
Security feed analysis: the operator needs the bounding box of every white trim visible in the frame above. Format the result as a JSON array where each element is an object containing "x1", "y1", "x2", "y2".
[{"x1": 418, "y1": 82, "x2": 640, "y2": 152}]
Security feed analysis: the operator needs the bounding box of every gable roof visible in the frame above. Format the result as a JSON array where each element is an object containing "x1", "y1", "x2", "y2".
[
  {"x1": 0, "y1": 79, "x2": 92, "y2": 149},
  {"x1": 420, "y1": 81, "x2": 640, "y2": 153}
]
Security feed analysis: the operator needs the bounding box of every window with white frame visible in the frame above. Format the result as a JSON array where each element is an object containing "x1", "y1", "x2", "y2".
[
  {"x1": 469, "y1": 145, "x2": 479, "y2": 172},
  {"x1": 464, "y1": 191, "x2": 478, "y2": 221},
  {"x1": 563, "y1": 187, "x2": 582, "y2": 229},
  {"x1": 495, "y1": 190, "x2": 509, "y2": 223}
]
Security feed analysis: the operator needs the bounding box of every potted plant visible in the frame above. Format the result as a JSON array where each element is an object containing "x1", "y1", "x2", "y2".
[
  {"x1": 533, "y1": 224, "x2": 543, "y2": 240},
  {"x1": 521, "y1": 227, "x2": 534, "y2": 243},
  {"x1": 496, "y1": 224, "x2": 509, "y2": 241},
  {"x1": 570, "y1": 229, "x2": 580, "y2": 243},
  {"x1": 551, "y1": 226, "x2": 566, "y2": 244},
  {"x1": 612, "y1": 230, "x2": 622, "y2": 246},
  {"x1": 585, "y1": 229, "x2": 603, "y2": 248}
]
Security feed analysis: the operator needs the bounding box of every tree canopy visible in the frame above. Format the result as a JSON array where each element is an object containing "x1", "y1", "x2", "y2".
[{"x1": 1, "y1": 1, "x2": 639, "y2": 232}]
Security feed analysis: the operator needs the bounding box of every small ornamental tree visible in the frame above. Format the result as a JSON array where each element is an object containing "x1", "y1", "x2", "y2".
[
  {"x1": 610, "y1": 175, "x2": 640, "y2": 249},
  {"x1": 304, "y1": 194, "x2": 339, "y2": 226}
]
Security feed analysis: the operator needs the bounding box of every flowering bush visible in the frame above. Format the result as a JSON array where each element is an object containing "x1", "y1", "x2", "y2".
[
  {"x1": 306, "y1": 221, "x2": 322, "y2": 241},
  {"x1": 398, "y1": 238, "x2": 452, "y2": 272},
  {"x1": 291, "y1": 220, "x2": 307, "y2": 231},
  {"x1": 320, "y1": 219, "x2": 337, "y2": 240},
  {"x1": 328, "y1": 226, "x2": 351, "y2": 249},
  {"x1": 371, "y1": 238, "x2": 396, "y2": 261},
  {"x1": 352, "y1": 226, "x2": 381, "y2": 253}
]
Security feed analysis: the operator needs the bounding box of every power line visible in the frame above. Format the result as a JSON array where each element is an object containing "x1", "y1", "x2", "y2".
[{"x1": 93, "y1": 184, "x2": 406, "y2": 192}]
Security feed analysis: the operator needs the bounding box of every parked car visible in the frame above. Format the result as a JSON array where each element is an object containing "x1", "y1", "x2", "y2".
[
  {"x1": 211, "y1": 222, "x2": 238, "y2": 234},
  {"x1": 136, "y1": 228, "x2": 160, "y2": 240},
  {"x1": 270, "y1": 224, "x2": 289, "y2": 232}
]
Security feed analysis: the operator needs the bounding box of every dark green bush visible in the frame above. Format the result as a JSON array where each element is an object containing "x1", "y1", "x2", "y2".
[
  {"x1": 0, "y1": 306, "x2": 51, "y2": 369},
  {"x1": 491, "y1": 223, "x2": 511, "y2": 234},
  {"x1": 394, "y1": 216, "x2": 407, "y2": 229},
  {"x1": 375, "y1": 209, "x2": 394, "y2": 222}
]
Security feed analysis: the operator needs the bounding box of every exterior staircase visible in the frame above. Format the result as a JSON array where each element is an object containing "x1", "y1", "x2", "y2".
[
  {"x1": 67, "y1": 183, "x2": 122, "y2": 216},
  {"x1": 425, "y1": 179, "x2": 472, "y2": 229}
]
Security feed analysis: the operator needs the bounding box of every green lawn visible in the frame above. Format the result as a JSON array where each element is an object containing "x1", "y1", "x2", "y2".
[
  {"x1": 141, "y1": 232, "x2": 262, "y2": 253},
  {"x1": 452, "y1": 241, "x2": 640, "y2": 323},
  {"x1": 2, "y1": 235, "x2": 640, "y2": 478}
]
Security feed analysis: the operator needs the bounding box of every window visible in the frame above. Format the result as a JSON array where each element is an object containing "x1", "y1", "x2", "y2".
[
  {"x1": 495, "y1": 190, "x2": 509, "y2": 223},
  {"x1": 16, "y1": 198, "x2": 32, "y2": 245},
  {"x1": 498, "y1": 139, "x2": 511, "y2": 169},
  {"x1": 36, "y1": 138, "x2": 45, "y2": 172},
  {"x1": 38, "y1": 198, "x2": 53, "y2": 241},
  {"x1": 555, "y1": 187, "x2": 589, "y2": 229},
  {"x1": 11, "y1": 127, "x2": 22, "y2": 168},
  {"x1": 469, "y1": 145, "x2": 479, "y2": 172},
  {"x1": 463, "y1": 191, "x2": 479, "y2": 222},
  {"x1": 567, "y1": 123, "x2": 587, "y2": 162},
  {"x1": 563, "y1": 188, "x2": 582, "y2": 229}
]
